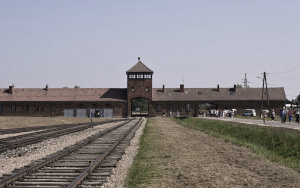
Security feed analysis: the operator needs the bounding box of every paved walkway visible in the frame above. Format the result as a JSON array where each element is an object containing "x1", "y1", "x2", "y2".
[{"x1": 200, "y1": 117, "x2": 300, "y2": 131}]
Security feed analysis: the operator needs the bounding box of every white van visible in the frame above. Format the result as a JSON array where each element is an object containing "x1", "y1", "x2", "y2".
[{"x1": 243, "y1": 109, "x2": 256, "y2": 117}]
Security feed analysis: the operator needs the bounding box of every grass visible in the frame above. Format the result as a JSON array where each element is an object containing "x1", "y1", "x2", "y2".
[
  {"x1": 172, "y1": 117, "x2": 300, "y2": 172},
  {"x1": 125, "y1": 118, "x2": 162, "y2": 187}
]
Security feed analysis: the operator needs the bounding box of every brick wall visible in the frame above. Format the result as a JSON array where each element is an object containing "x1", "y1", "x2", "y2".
[{"x1": 0, "y1": 101, "x2": 127, "y2": 117}]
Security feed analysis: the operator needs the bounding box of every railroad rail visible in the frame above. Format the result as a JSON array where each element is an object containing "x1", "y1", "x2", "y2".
[
  {"x1": 0, "y1": 118, "x2": 143, "y2": 188},
  {"x1": 0, "y1": 119, "x2": 124, "y2": 135},
  {"x1": 0, "y1": 119, "x2": 125, "y2": 154}
]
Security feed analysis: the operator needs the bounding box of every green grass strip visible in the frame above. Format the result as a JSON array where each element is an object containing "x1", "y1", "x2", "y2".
[
  {"x1": 125, "y1": 118, "x2": 162, "y2": 187},
  {"x1": 172, "y1": 117, "x2": 300, "y2": 172}
]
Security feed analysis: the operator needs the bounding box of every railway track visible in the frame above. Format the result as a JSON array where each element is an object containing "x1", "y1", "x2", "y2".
[
  {"x1": 0, "y1": 118, "x2": 143, "y2": 188},
  {"x1": 0, "y1": 119, "x2": 124, "y2": 154}
]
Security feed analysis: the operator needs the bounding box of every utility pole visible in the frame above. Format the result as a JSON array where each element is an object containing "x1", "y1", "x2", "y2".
[
  {"x1": 261, "y1": 73, "x2": 265, "y2": 118},
  {"x1": 264, "y1": 72, "x2": 270, "y2": 117},
  {"x1": 259, "y1": 72, "x2": 270, "y2": 118}
]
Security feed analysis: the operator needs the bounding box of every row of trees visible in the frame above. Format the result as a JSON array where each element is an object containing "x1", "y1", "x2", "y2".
[{"x1": 286, "y1": 95, "x2": 300, "y2": 105}]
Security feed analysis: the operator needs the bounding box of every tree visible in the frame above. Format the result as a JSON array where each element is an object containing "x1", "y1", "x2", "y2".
[{"x1": 296, "y1": 95, "x2": 300, "y2": 104}]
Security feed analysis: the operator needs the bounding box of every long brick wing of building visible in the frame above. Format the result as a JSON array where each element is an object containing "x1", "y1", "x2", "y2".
[{"x1": 0, "y1": 58, "x2": 286, "y2": 117}]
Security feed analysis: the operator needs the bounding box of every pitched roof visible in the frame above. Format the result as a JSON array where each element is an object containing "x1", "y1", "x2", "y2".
[
  {"x1": 0, "y1": 88, "x2": 127, "y2": 102},
  {"x1": 126, "y1": 61, "x2": 153, "y2": 73},
  {"x1": 152, "y1": 87, "x2": 286, "y2": 101}
]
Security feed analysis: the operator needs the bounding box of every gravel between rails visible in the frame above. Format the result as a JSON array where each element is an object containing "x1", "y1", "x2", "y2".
[{"x1": 0, "y1": 121, "x2": 120, "y2": 177}]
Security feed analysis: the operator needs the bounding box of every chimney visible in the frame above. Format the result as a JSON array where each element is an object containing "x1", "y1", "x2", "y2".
[
  {"x1": 45, "y1": 84, "x2": 49, "y2": 91},
  {"x1": 217, "y1": 84, "x2": 220, "y2": 92},
  {"x1": 234, "y1": 84, "x2": 237, "y2": 92},
  {"x1": 180, "y1": 84, "x2": 184, "y2": 93},
  {"x1": 9, "y1": 85, "x2": 15, "y2": 94},
  {"x1": 162, "y1": 85, "x2": 165, "y2": 93}
]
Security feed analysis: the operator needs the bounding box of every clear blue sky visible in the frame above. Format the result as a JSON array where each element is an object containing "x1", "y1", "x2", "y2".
[{"x1": 1, "y1": 1, "x2": 299, "y2": 100}]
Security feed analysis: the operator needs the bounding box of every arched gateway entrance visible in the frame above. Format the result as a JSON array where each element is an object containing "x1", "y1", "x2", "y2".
[{"x1": 131, "y1": 98, "x2": 149, "y2": 117}]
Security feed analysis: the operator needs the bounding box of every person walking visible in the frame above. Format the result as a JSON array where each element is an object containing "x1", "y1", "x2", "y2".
[
  {"x1": 271, "y1": 109, "x2": 275, "y2": 123},
  {"x1": 288, "y1": 109, "x2": 293, "y2": 123},
  {"x1": 263, "y1": 110, "x2": 267, "y2": 124},
  {"x1": 295, "y1": 109, "x2": 300, "y2": 124},
  {"x1": 281, "y1": 107, "x2": 286, "y2": 123}
]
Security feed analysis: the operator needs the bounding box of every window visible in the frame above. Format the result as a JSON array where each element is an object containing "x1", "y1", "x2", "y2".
[
  {"x1": 131, "y1": 87, "x2": 135, "y2": 92},
  {"x1": 137, "y1": 74, "x2": 143, "y2": 79},
  {"x1": 36, "y1": 107, "x2": 40, "y2": 112},
  {"x1": 24, "y1": 105, "x2": 29, "y2": 111},
  {"x1": 41, "y1": 107, "x2": 45, "y2": 112},
  {"x1": 146, "y1": 87, "x2": 149, "y2": 92},
  {"x1": 129, "y1": 74, "x2": 136, "y2": 79},
  {"x1": 187, "y1": 104, "x2": 191, "y2": 112},
  {"x1": 51, "y1": 105, "x2": 56, "y2": 112},
  {"x1": 156, "y1": 105, "x2": 162, "y2": 112},
  {"x1": 168, "y1": 104, "x2": 173, "y2": 112},
  {"x1": 0, "y1": 105, "x2": 3, "y2": 111},
  {"x1": 144, "y1": 74, "x2": 151, "y2": 79},
  {"x1": 12, "y1": 105, "x2": 16, "y2": 111}
]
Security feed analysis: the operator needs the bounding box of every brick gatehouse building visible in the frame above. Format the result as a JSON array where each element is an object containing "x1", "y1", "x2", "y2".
[{"x1": 0, "y1": 58, "x2": 286, "y2": 117}]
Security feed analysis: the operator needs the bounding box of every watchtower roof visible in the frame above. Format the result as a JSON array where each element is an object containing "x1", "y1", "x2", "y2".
[{"x1": 126, "y1": 58, "x2": 153, "y2": 74}]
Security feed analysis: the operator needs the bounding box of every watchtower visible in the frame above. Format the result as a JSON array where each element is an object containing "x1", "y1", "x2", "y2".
[{"x1": 126, "y1": 57, "x2": 153, "y2": 117}]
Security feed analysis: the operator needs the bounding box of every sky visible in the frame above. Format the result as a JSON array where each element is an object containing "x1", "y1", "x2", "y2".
[{"x1": 1, "y1": 0, "x2": 300, "y2": 100}]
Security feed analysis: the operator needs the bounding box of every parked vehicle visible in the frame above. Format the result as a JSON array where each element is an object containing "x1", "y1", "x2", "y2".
[{"x1": 243, "y1": 109, "x2": 256, "y2": 117}]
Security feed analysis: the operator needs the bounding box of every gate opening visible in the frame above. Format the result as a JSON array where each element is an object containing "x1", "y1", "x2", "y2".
[{"x1": 131, "y1": 98, "x2": 149, "y2": 117}]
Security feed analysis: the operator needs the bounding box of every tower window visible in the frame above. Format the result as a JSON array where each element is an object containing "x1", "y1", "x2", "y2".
[
  {"x1": 129, "y1": 74, "x2": 136, "y2": 79},
  {"x1": 131, "y1": 87, "x2": 135, "y2": 92},
  {"x1": 137, "y1": 74, "x2": 143, "y2": 79},
  {"x1": 144, "y1": 74, "x2": 151, "y2": 79}
]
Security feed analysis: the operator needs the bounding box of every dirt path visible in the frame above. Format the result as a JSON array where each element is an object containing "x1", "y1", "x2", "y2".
[{"x1": 146, "y1": 117, "x2": 300, "y2": 187}]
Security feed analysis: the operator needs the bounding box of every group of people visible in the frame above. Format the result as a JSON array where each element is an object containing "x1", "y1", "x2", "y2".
[
  {"x1": 264, "y1": 107, "x2": 300, "y2": 124},
  {"x1": 198, "y1": 109, "x2": 235, "y2": 118},
  {"x1": 279, "y1": 107, "x2": 300, "y2": 124}
]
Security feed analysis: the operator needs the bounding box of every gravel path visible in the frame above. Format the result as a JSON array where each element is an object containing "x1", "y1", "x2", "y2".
[{"x1": 0, "y1": 121, "x2": 119, "y2": 177}]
